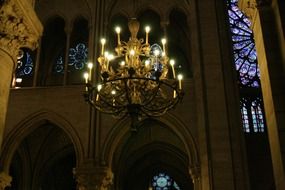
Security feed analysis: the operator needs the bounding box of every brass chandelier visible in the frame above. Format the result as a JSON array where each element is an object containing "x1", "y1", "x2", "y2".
[{"x1": 84, "y1": 18, "x2": 184, "y2": 129}]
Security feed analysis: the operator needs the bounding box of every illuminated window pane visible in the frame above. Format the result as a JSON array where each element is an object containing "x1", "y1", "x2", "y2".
[
  {"x1": 53, "y1": 55, "x2": 64, "y2": 74},
  {"x1": 68, "y1": 43, "x2": 88, "y2": 70},
  {"x1": 16, "y1": 49, "x2": 34, "y2": 77},
  {"x1": 151, "y1": 172, "x2": 180, "y2": 190},
  {"x1": 227, "y1": 0, "x2": 260, "y2": 88}
]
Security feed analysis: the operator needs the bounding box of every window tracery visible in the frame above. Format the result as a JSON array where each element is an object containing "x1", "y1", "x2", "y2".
[
  {"x1": 227, "y1": 0, "x2": 266, "y2": 133},
  {"x1": 16, "y1": 49, "x2": 34, "y2": 77},
  {"x1": 151, "y1": 172, "x2": 180, "y2": 190}
]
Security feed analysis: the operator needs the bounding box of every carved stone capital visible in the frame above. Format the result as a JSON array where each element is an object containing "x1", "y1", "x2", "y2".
[
  {"x1": 74, "y1": 166, "x2": 113, "y2": 190},
  {"x1": 0, "y1": 172, "x2": 12, "y2": 190},
  {"x1": 0, "y1": 0, "x2": 43, "y2": 59},
  {"x1": 189, "y1": 166, "x2": 201, "y2": 183},
  {"x1": 238, "y1": 0, "x2": 258, "y2": 21}
]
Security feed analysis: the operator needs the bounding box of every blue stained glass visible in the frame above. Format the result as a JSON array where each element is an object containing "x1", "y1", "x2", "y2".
[
  {"x1": 53, "y1": 55, "x2": 64, "y2": 73},
  {"x1": 16, "y1": 49, "x2": 34, "y2": 77},
  {"x1": 151, "y1": 172, "x2": 180, "y2": 190},
  {"x1": 68, "y1": 43, "x2": 88, "y2": 70},
  {"x1": 227, "y1": 0, "x2": 260, "y2": 87}
]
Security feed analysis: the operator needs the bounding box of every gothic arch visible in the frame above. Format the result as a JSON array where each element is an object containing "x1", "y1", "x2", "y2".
[
  {"x1": 101, "y1": 113, "x2": 199, "y2": 170},
  {"x1": 0, "y1": 109, "x2": 84, "y2": 172}
]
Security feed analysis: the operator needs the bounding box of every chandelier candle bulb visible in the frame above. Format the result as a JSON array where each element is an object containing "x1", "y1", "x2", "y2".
[
  {"x1": 115, "y1": 26, "x2": 121, "y2": 45},
  {"x1": 170, "y1": 60, "x2": 176, "y2": 78},
  {"x1": 83, "y1": 72, "x2": 89, "y2": 91},
  {"x1": 177, "y1": 74, "x2": 183, "y2": 90},
  {"x1": 145, "y1": 26, "x2": 150, "y2": 44},
  {"x1": 100, "y1": 38, "x2": 106, "y2": 55},
  {"x1": 87, "y1": 62, "x2": 93, "y2": 80}
]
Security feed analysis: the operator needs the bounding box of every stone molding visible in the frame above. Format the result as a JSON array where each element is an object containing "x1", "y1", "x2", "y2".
[
  {"x1": 238, "y1": 0, "x2": 272, "y2": 21},
  {"x1": 0, "y1": 0, "x2": 42, "y2": 60},
  {"x1": 0, "y1": 172, "x2": 12, "y2": 190},
  {"x1": 74, "y1": 165, "x2": 113, "y2": 190}
]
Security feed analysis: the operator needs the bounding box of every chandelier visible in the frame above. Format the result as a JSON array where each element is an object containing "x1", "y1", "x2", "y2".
[{"x1": 83, "y1": 18, "x2": 184, "y2": 130}]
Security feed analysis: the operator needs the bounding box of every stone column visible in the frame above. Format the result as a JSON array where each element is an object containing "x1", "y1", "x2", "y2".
[
  {"x1": 189, "y1": 166, "x2": 201, "y2": 190},
  {"x1": 74, "y1": 165, "x2": 113, "y2": 190},
  {"x1": 239, "y1": 0, "x2": 285, "y2": 189},
  {"x1": 0, "y1": 0, "x2": 42, "y2": 147},
  {"x1": 0, "y1": 172, "x2": 12, "y2": 190}
]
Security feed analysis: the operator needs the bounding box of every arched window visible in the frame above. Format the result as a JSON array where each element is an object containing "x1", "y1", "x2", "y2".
[
  {"x1": 168, "y1": 9, "x2": 191, "y2": 78},
  {"x1": 15, "y1": 48, "x2": 36, "y2": 87},
  {"x1": 226, "y1": 0, "x2": 266, "y2": 133},
  {"x1": 150, "y1": 172, "x2": 181, "y2": 190},
  {"x1": 67, "y1": 17, "x2": 89, "y2": 84},
  {"x1": 39, "y1": 17, "x2": 66, "y2": 86}
]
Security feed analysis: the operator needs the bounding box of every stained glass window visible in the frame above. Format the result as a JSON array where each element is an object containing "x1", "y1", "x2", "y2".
[
  {"x1": 53, "y1": 55, "x2": 64, "y2": 74},
  {"x1": 227, "y1": 0, "x2": 266, "y2": 133},
  {"x1": 151, "y1": 172, "x2": 180, "y2": 190},
  {"x1": 227, "y1": 0, "x2": 260, "y2": 88},
  {"x1": 68, "y1": 43, "x2": 88, "y2": 70},
  {"x1": 240, "y1": 97, "x2": 265, "y2": 133},
  {"x1": 53, "y1": 43, "x2": 88, "y2": 74},
  {"x1": 16, "y1": 49, "x2": 34, "y2": 77}
]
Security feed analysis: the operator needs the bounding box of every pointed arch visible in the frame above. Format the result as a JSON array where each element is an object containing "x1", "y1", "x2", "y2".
[
  {"x1": 0, "y1": 109, "x2": 84, "y2": 172},
  {"x1": 101, "y1": 113, "x2": 199, "y2": 169}
]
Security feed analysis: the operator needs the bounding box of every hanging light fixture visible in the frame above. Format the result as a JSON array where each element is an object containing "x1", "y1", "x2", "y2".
[{"x1": 83, "y1": 18, "x2": 184, "y2": 130}]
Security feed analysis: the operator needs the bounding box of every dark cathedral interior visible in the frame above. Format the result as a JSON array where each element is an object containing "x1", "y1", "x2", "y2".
[{"x1": 0, "y1": 0, "x2": 284, "y2": 190}]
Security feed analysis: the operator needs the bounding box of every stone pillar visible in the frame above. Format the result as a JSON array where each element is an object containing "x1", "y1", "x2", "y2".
[
  {"x1": 239, "y1": 0, "x2": 285, "y2": 189},
  {"x1": 189, "y1": 166, "x2": 201, "y2": 190},
  {"x1": 0, "y1": 172, "x2": 12, "y2": 190},
  {"x1": 74, "y1": 165, "x2": 113, "y2": 190},
  {"x1": 0, "y1": 0, "x2": 42, "y2": 147}
]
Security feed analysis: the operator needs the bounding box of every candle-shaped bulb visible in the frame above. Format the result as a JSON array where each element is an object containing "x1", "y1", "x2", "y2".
[
  {"x1": 84, "y1": 72, "x2": 89, "y2": 83},
  {"x1": 130, "y1": 49, "x2": 135, "y2": 56},
  {"x1": 87, "y1": 62, "x2": 93, "y2": 80},
  {"x1": 170, "y1": 59, "x2": 176, "y2": 79},
  {"x1": 145, "y1": 26, "x2": 150, "y2": 44},
  {"x1": 115, "y1": 26, "x2": 121, "y2": 34},
  {"x1": 87, "y1": 62, "x2": 93, "y2": 69},
  {"x1": 16, "y1": 78, "x2": 22, "y2": 83},
  {"x1": 177, "y1": 74, "x2": 183, "y2": 90},
  {"x1": 115, "y1": 26, "x2": 121, "y2": 45},
  {"x1": 154, "y1": 49, "x2": 160, "y2": 57},
  {"x1": 120, "y1": 61, "x2": 125, "y2": 67},
  {"x1": 145, "y1": 26, "x2": 150, "y2": 33},
  {"x1": 107, "y1": 54, "x2": 114, "y2": 60},
  {"x1": 145, "y1": 60, "x2": 150, "y2": 67},
  {"x1": 100, "y1": 38, "x2": 106, "y2": 55},
  {"x1": 97, "y1": 84, "x2": 102, "y2": 91},
  {"x1": 111, "y1": 90, "x2": 116, "y2": 95}
]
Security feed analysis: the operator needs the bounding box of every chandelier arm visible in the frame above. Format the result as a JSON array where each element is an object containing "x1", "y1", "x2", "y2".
[{"x1": 140, "y1": 81, "x2": 162, "y2": 106}]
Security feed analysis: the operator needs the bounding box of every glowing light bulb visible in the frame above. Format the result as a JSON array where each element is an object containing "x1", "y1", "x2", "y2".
[
  {"x1": 111, "y1": 90, "x2": 116, "y2": 95},
  {"x1": 97, "y1": 84, "x2": 102, "y2": 91},
  {"x1": 120, "y1": 61, "x2": 125, "y2": 66},
  {"x1": 170, "y1": 60, "x2": 175, "y2": 66},
  {"x1": 101, "y1": 38, "x2": 106, "y2": 45},
  {"x1": 130, "y1": 49, "x2": 135, "y2": 56},
  {"x1": 154, "y1": 49, "x2": 160, "y2": 56},
  {"x1": 115, "y1": 26, "x2": 121, "y2": 34},
  {"x1": 177, "y1": 74, "x2": 183, "y2": 90},
  {"x1": 88, "y1": 62, "x2": 93, "y2": 69},
  {"x1": 15, "y1": 78, "x2": 22, "y2": 83},
  {"x1": 145, "y1": 26, "x2": 150, "y2": 33}
]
